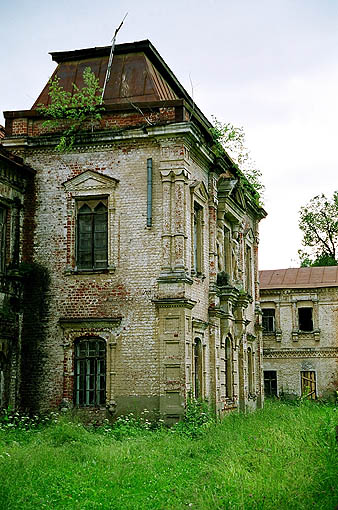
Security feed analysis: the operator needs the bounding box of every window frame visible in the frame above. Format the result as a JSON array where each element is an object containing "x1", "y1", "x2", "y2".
[
  {"x1": 298, "y1": 307, "x2": 313, "y2": 332},
  {"x1": 74, "y1": 337, "x2": 106, "y2": 407},
  {"x1": 0, "y1": 205, "x2": 7, "y2": 273},
  {"x1": 76, "y1": 199, "x2": 108, "y2": 270},
  {"x1": 262, "y1": 308, "x2": 276, "y2": 333},
  {"x1": 63, "y1": 170, "x2": 119, "y2": 274},
  {"x1": 264, "y1": 370, "x2": 277, "y2": 397}
]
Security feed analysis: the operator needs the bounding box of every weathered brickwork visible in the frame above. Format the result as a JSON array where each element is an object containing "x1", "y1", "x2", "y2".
[
  {"x1": 260, "y1": 269, "x2": 338, "y2": 400},
  {"x1": 2, "y1": 40, "x2": 266, "y2": 420},
  {"x1": 0, "y1": 146, "x2": 35, "y2": 409}
]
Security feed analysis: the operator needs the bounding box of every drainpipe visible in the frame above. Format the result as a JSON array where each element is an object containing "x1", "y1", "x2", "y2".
[{"x1": 147, "y1": 158, "x2": 152, "y2": 227}]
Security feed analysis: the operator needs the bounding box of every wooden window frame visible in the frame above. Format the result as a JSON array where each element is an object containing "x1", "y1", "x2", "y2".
[
  {"x1": 264, "y1": 370, "x2": 277, "y2": 397},
  {"x1": 300, "y1": 370, "x2": 316, "y2": 399},
  {"x1": 76, "y1": 199, "x2": 108, "y2": 270},
  {"x1": 262, "y1": 308, "x2": 275, "y2": 333},
  {"x1": 74, "y1": 337, "x2": 106, "y2": 407}
]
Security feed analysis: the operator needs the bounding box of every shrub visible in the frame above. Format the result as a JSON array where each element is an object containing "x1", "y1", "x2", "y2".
[{"x1": 173, "y1": 398, "x2": 214, "y2": 438}]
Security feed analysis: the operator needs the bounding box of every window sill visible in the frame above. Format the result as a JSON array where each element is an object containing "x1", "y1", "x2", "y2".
[{"x1": 64, "y1": 266, "x2": 116, "y2": 275}]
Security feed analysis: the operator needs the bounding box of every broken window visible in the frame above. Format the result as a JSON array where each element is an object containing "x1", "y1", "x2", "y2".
[
  {"x1": 0, "y1": 206, "x2": 6, "y2": 273},
  {"x1": 301, "y1": 371, "x2": 316, "y2": 399},
  {"x1": 264, "y1": 371, "x2": 277, "y2": 397},
  {"x1": 262, "y1": 309, "x2": 275, "y2": 333},
  {"x1": 77, "y1": 199, "x2": 108, "y2": 270},
  {"x1": 74, "y1": 337, "x2": 106, "y2": 407},
  {"x1": 298, "y1": 307, "x2": 313, "y2": 331},
  {"x1": 193, "y1": 203, "x2": 203, "y2": 274}
]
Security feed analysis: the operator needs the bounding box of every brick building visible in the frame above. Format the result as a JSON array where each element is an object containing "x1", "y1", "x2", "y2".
[
  {"x1": 2, "y1": 40, "x2": 266, "y2": 420},
  {"x1": 0, "y1": 143, "x2": 35, "y2": 408},
  {"x1": 260, "y1": 266, "x2": 338, "y2": 400}
]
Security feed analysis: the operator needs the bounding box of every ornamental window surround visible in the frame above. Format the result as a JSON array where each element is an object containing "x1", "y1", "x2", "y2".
[{"x1": 63, "y1": 170, "x2": 119, "y2": 274}]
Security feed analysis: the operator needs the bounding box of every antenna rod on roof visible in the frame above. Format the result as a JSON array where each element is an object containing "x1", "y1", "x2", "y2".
[{"x1": 100, "y1": 12, "x2": 128, "y2": 104}]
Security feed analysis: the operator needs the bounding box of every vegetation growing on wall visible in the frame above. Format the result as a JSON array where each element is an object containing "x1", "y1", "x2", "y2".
[
  {"x1": 37, "y1": 67, "x2": 103, "y2": 152},
  {"x1": 210, "y1": 116, "x2": 265, "y2": 206},
  {"x1": 298, "y1": 191, "x2": 338, "y2": 267}
]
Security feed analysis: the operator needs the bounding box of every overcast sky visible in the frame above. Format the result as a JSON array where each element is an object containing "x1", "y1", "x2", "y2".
[{"x1": 1, "y1": 0, "x2": 337, "y2": 269}]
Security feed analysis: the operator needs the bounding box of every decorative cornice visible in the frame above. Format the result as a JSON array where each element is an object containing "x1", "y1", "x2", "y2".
[
  {"x1": 263, "y1": 347, "x2": 338, "y2": 359},
  {"x1": 152, "y1": 297, "x2": 196, "y2": 309},
  {"x1": 59, "y1": 317, "x2": 122, "y2": 329}
]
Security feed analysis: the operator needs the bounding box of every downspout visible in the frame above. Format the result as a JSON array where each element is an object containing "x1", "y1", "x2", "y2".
[{"x1": 147, "y1": 158, "x2": 152, "y2": 227}]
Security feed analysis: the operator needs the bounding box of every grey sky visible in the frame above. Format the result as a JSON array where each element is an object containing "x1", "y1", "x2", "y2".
[{"x1": 1, "y1": 0, "x2": 337, "y2": 269}]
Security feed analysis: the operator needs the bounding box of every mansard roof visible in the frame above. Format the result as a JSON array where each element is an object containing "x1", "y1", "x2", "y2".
[
  {"x1": 260, "y1": 266, "x2": 338, "y2": 290},
  {"x1": 32, "y1": 39, "x2": 208, "y2": 124}
]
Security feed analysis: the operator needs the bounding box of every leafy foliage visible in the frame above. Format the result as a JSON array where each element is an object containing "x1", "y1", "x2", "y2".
[
  {"x1": 37, "y1": 67, "x2": 103, "y2": 152},
  {"x1": 298, "y1": 191, "x2": 338, "y2": 266},
  {"x1": 173, "y1": 398, "x2": 214, "y2": 438},
  {"x1": 210, "y1": 116, "x2": 265, "y2": 206}
]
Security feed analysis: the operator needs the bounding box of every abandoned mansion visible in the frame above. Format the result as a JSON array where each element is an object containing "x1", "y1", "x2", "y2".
[{"x1": 0, "y1": 40, "x2": 267, "y2": 421}]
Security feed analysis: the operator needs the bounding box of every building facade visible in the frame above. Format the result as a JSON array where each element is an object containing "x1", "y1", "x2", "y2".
[
  {"x1": 260, "y1": 266, "x2": 338, "y2": 400},
  {"x1": 2, "y1": 40, "x2": 266, "y2": 420}
]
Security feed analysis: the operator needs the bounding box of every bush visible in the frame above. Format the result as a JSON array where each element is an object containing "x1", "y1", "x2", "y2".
[{"x1": 173, "y1": 398, "x2": 214, "y2": 438}]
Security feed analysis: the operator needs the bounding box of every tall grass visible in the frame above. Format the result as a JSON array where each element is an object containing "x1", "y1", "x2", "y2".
[{"x1": 0, "y1": 400, "x2": 337, "y2": 509}]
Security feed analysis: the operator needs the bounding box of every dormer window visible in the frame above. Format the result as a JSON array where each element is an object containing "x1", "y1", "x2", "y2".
[{"x1": 77, "y1": 199, "x2": 108, "y2": 270}]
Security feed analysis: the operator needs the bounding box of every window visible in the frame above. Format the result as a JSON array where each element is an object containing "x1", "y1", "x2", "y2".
[
  {"x1": 264, "y1": 371, "x2": 277, "y2": 397},
  {"x1": 245, "y1": 245, "x2": 252, "y2": 295},
  {"x1": 74, "y1": 337, "x2": 106, "y2": 406},
  {"x1": 301, "y1": 371, "x2": 316, "y2": 399},
  {"x1": 0, "y1": 206, "x2": 6, "y2": 273},
  {"x1": 193, "y1": 338, "x2": 202, "y2": 399},
  {"x1": 247, "y1": 347, "x2": 254, "y2": 394},
  {"x1": 262, "y1": 309, "x2": 275, "y2": 333},
  {"x1": 222, "y1": 336, "x2": 233, "y2": 399},
  {"x1": 193, "y1": 203, "x2": 203, "y2": 274},
  {"x1": 77, "y1": 199, "x2": 108, "y2": 270},
  {"x1": 298, "y1": 307, "x2": 313, "y2": 331}
]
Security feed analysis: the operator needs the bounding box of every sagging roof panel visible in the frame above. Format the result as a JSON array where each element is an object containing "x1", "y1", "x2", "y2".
[{"x1": 260, "y1": 266, "x2": 338, "y2": 289}]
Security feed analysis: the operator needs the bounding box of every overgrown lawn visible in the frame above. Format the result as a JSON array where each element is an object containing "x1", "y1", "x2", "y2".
[{"x1": 0, "y1": 400, "x2": 337, "y2": 509}]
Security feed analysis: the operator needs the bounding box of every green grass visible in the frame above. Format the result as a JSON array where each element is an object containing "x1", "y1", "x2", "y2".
[{"x1": 0, "y1": 400, "x2": 337, "y2": 509}]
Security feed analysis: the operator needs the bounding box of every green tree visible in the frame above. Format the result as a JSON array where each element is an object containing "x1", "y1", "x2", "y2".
[
  {"x1": 298, "y1": 191, "x2": 338, "y2": 267},
  {"x1": 210, "y1": 116, "x2": 265, "y2": 206},
  {"x1": 37, "y1": 67, "x2": 103, "y2": 152}
]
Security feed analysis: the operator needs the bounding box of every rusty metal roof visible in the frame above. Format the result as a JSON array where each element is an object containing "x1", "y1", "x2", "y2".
[
  {"x1": 32, "y1": 40, "x2": 200, "y2": 112},
  {"x1": 259, "y1": 266, "x2": 338, "y2": 289}
]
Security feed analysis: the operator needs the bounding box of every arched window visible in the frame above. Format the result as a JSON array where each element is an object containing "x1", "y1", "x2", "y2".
[
  {"x1": 77, "y1": 200, "x2": 108, "y2": 270},
  {"x1": 74, "y1": 337, "x2": 106, "y2": 407},
  {"x1": 247, "y1": 347, "x2": 254, "y2": 395},
  {"x1": 193, "y1": 338, "x2": 203, "y2": 399},
  {"x1": 224, "y1": 336, "x2": 233, "y2": 399}
]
